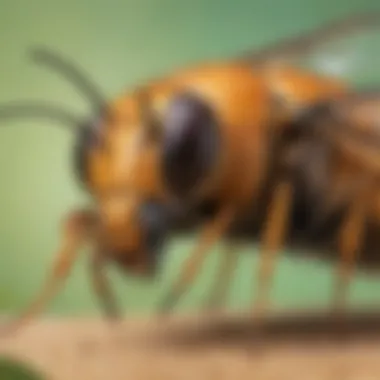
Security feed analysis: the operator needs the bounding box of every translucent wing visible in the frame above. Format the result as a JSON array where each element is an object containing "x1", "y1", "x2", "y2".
[
  {"x1": 238, "y1": 12, "x2": 380, "y2": 87},
  {"x1": 297, "y1": 28, "x2": 380, "y2": 87}
]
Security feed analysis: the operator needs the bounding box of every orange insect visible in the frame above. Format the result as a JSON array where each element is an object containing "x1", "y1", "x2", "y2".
[{"x1": 0, "y1": 12, "x2": 379, "y2": 336}]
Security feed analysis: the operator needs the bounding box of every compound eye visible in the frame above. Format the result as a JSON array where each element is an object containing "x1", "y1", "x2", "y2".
[{"x1": 161, "y1": 92, "x2": 220, "y2": 200}]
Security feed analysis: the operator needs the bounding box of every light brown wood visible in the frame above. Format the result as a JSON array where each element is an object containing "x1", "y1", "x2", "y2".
[{"x1": 2, "y1": 312, "x2": 380, "y2": 380}]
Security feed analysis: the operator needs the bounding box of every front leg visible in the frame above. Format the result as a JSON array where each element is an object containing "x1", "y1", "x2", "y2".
[
  {"x1": 158, "y1": 206, "x2": 236, "y2": 314},
  {"x1": 80, "y1": 250, "x2": 128, "y2": 351},
  {"x1": 0, "y1": 209, "x2": 95, "y2": 338},
  {"x1": 89, "y1": 250, "x2": 121, "y2": 322}
]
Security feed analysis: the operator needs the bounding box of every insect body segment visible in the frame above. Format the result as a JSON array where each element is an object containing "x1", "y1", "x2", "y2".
[{"x1": 269, "y1": 90, "x2": 380, "y2": 313}]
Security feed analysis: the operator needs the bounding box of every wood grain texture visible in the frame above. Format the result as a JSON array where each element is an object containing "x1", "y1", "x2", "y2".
[{"x1": 1, "y1": 311, "x2": 380, "y2": 380}]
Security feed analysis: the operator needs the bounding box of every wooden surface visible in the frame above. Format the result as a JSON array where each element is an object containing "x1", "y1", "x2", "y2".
[{"x1": 1, "y1": 310, "x2": 380, "y2": 380}]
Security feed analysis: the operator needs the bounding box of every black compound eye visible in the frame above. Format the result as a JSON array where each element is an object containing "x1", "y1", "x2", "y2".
[
  {"x1": 73, "y1": 120, "x2": 102, "y2": 186},
  {"x1": 161, "y1": 92, "x2": 220, "y2": 200}
]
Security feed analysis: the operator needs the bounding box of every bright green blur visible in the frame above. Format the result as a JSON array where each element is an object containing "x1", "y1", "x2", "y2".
[{"x1": 0, "y1": 0, "x2": 380, "y2": 318}]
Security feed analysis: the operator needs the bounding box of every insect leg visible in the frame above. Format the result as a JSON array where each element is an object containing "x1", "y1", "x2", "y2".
[
  {"x1": 158, "y1": 206, "x2": 235, "y2": 314},
  {"x1": 89, "y1": 250, "x2": 120, "y2": 322},
  {"x1": 253, "y1": 179, "x2": 293, "y2": 319},
  {"x1": 204, "y1": 242, "x2": 240, "y2": 310},
  {"x1": 0, "y1": 209, "x2": 94, "y2": 338},
  {"x1": 332, "y1": 185, "x2": 368, "y2": 313}
]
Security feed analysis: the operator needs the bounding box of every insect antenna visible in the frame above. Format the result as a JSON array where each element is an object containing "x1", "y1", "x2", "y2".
[
  {"x1": 30, "y1": 47, "x2": 108, "y2": 116},
  {"x1": 0, "y1": 100, "x2": 82, "y2": 130},
  {"x1": 0, "y1": 46, "x2": 112, "y2": 129}
]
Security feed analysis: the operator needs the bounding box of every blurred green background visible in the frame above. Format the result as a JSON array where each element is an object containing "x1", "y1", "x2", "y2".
[{"x1": 0, "y1": 0, "x2": 380, "y2": 318}]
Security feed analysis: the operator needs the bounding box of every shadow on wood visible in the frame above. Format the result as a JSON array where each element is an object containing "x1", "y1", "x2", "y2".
[{"x1": 151, "y1": 309, "x2": 380, "y2": 350}]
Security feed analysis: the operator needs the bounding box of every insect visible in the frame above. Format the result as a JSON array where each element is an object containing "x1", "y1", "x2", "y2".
[
  {"x1": 0, "y1": 12, "x2": 379, "y2": 337},
  {"x1": 287, "y1": 89, "x2": 380, "y2": 312}
]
